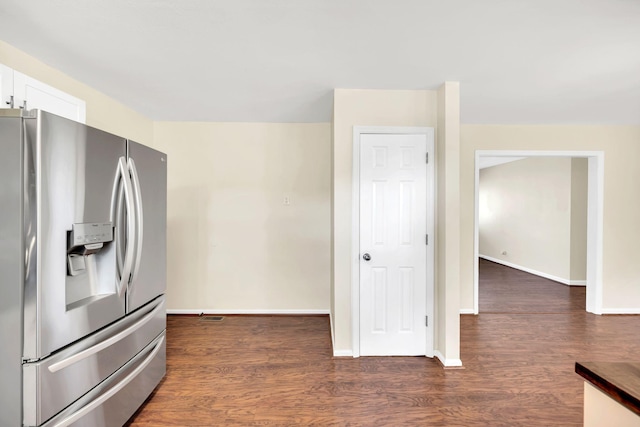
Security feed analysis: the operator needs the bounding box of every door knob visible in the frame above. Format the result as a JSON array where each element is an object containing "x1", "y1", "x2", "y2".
[{"x1": 362, "y1": 253, "x2": 371, "y2": 261}]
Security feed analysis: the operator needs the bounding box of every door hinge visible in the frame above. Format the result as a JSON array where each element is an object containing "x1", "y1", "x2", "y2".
[
  {"x1": 425, "y1": 316, "x2": 428, "y2": 327},
  {"x1": 426, "y1": 234, "x2": 429, "y2": 245},
  {"x1": 426, "y1": 152, "x2": 429, "y2": 164}
]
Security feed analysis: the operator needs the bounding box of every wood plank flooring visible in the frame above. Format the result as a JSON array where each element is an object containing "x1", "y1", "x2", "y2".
[
  {"x1": 479, "y1": 258, "x2": 586, "y2": 313},
  {"x1": 127, "y1": 259, "x2": 640, "y2": 426}
]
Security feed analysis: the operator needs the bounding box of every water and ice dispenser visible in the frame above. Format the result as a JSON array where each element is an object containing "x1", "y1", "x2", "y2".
[
  {"x1": 66, "y1": 222, "x2": 116, "y2": 309},
  {"x1": 67, "y1": 222, "x2": 114, "y2": 275}
]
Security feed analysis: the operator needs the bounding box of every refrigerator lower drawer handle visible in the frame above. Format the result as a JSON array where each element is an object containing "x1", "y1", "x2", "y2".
[
  {"x1": 51, "y1": 335, "x2": 164, "y2": 427},
  {"x1": 48, "y1": 301, "x2": 164, "y2": 373}
]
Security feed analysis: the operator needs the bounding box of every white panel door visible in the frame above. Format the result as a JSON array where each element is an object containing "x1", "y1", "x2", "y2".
[
  {"x1": 13, "y1": 70, "x2": 86, "y2": 123},
  {"x1": 359, "y1": 133, "x2": 428, "y2": 356}
]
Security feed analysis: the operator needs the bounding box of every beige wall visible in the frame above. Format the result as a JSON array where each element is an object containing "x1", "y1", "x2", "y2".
[
  {"x1": 0, "y1": 40, "x2": 153, "y2": 145},
  {"x1": 479, "y1": 157, "x2": 573, "y2": 281},
  {"x1": 154, "y1": 122, "x2": 331, "y2": 312},
  {"x1": 571, "y1": 158, "x2": 588, "y2": 281},
  {"x1": 435, "y1": 82, "x2": 461, "y2": 364},
  {"x1": 331, "y1": 88, "x2": 439, "y2": 354},
  {"x1": 461, "y1": 125, "x2": 640, "y2": 312}
]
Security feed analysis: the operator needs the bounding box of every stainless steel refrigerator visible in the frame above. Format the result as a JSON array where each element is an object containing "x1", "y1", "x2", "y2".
[{"x1": 0, "y1": 109, "x2": 167, "y2": 426}]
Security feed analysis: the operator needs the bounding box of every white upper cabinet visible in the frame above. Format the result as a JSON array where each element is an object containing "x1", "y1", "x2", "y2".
[
  {"x1": 0, "y1": 64, "x2": 14, "y2": 108},
  {"x1": 0, "y1": 64, "x2": 86, "y2": 124}
]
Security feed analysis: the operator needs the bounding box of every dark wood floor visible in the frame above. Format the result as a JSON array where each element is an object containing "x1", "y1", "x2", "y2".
[
  {"x1": 479, "y1": 258, "x2": 587, "y2": 313},
  {"x1": 127, "y1": 259, "x2": 640, "y2": 426}
]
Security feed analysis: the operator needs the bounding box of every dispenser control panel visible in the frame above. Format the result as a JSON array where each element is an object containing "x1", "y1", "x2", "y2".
[{"x1": 70, "y1": 222, "x2": 113, "y2": 246}]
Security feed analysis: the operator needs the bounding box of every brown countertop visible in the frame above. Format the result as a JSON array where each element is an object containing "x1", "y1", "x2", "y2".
[{"x1": 576, "y1": 362, "x2": 640, "y2": 416}]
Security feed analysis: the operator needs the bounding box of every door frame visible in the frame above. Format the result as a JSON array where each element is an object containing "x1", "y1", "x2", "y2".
[
  {"x1": 351, "y1": 126, "x2": 435, "y2": 358},
  {"x1": 473, "y1": 150, "x2": 605, "y2": 315}
]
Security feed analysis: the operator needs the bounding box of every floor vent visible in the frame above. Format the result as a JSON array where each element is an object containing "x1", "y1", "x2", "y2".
[{"x1": 200, "y1": 316, "x2": 225, "y2": 322}]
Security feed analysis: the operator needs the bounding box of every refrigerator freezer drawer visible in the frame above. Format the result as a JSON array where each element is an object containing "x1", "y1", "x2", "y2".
[
  {"x1": 23, "y1": 296, "x2": 166, "y2": 426},
  {"x1": 41, "y1": 331, "x2": 166, "y2": 427}
]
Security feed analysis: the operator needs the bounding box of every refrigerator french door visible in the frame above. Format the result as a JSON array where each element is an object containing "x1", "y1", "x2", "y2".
[
  {"x1": 0, "y1": 109, "x2": 167, "y2": 427},
  {"x1": 125, "y1": 141, "x2": 167, "y2": 313},
  {"x1": 23, "y1": 109, "x2": 127, "y2": 361}
]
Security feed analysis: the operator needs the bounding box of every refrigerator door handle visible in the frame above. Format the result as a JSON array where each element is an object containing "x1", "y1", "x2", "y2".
[
  {"x1": 113, "y1": 156, "x2": 136, "y2": 297},
  {"x1": 110, "y1": 158, "x2": 125, "y2": 285},
  {"x1": 47, "y1": 299, "x2": 164, "y2": 373},
  {"x1": 128, "y1": 157, "x2": 144, "y2": 287},
  {"x1": 50, "y1": 335, "x2": 165, "y2": 427},
  {"x1": 114, "y1": 183, "x2": 125, "y2": 274}
]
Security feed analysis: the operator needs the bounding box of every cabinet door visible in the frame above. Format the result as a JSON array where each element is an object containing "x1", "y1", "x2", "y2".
[
  {"x1": 0, "y1": 64, "x2": 14, "y2": 108},
  {"x1": 13, "y1": 70, "x2": 86, "y2": 123}
]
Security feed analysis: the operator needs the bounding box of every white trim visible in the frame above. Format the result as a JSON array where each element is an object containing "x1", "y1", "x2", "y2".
[
  {"x1": 351, "y1": 126, "x2": 435, "y2": 359},
  {"x1": 479, "y1": 255, "x2": 585, "y2": 286},
  {"x1": 474, "y1": 154, "x2": 480, "y2": 315},
  {"x1": 351, "y1": 128, "x2": 361, "y2": 358},
  {"x1": 166, "y1": 309, "x2": 330, "y2": 315},
  {"x1": 460, "y1": 309, "x2": 476, "y2": 314},
  {"x1": 600, "y1": 308, "x2": 640, "y2": 315},
  {"x1": 333, "y1": 349, "x2": 354, "y2": 357},
  {"x1": 474, "y1": 150, "x2": 604, "y2": 315},
  {"x1": 434, "y1": 350, "x2": 463, "y2": 367}
]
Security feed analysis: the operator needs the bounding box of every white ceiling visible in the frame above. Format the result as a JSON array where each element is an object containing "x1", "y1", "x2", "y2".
[
  {"x1": 478, "y1": 156, "x2": 526, "y2": 170},
  {"x1": 1, "y1": 0, "x2": 638, "y2": 124}
]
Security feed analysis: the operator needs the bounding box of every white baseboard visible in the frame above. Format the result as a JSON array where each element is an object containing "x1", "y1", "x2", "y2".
[
  {"x1": 166, "y1": 309, "x2": 330, "y2": 315},
  {"x1": 600, "y1": 308, "x2": 640, "y2": 314},
  {"x1": 434, "y1": 350, "x2": 463, "y2": 367},
  {"x1": 460, "y1": 309, "x2": 476, "y2": 315},
  {"x1": 479, "y1": 255, "x2": 586, "y2": 286}
]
